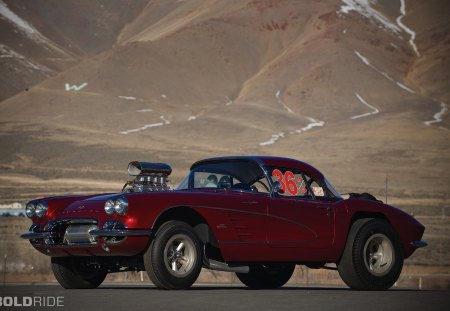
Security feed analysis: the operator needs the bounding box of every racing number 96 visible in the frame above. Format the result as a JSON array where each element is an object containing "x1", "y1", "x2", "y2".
[{"x1": 272, "y1": 169, "x2": 298, "y2": 195}]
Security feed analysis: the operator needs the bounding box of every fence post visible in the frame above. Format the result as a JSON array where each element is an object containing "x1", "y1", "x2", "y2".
[
  {"x1": 306, "y1": 267, "x2": 309, "y2": 287},
  {"x1": 3, "y1": 254, "x2": 7, "y2": 285}
]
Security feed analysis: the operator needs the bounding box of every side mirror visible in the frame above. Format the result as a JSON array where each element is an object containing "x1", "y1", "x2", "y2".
[{"x1": 273, "y1": 181, "x2": 284, "y2": 194}]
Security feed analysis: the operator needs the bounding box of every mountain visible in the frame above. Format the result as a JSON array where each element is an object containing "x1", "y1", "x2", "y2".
[
  {"x1": 0, "y1": 0, "x2": 148, "y2": 101},
  {"x1": 0, "y1": 0, "x2": 448, "y2": 207}
]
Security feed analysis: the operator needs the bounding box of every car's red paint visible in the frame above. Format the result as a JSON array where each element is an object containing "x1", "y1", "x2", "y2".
[{"x1": 24, "y1": 156, "x2": 425, "y2": 265}]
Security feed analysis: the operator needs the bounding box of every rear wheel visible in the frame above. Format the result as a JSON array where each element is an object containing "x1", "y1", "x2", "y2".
[
  {"x1": 236, "y1": 263, "x2": 295, "y2": 289},
  {"x1": 51, "y1": 257, "x2": 107, "y2": 289},
  {"x1": 338, "y1": 219, "x2": 403, "y2": 290},
  {"x1": 144, "y1": 221, "x2": 203, "y2": 289}
]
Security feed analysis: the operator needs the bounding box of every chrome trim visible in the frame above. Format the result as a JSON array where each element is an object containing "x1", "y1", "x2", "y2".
[
  {"x1": 89, "y1": 229, "x2": 152, "y2": 237},
  {"x1": 20, "y1": 232, "x2": 52, "y2": 239},
  {"x1": 20, "y1": 218, "x2": 98, "y2": 243},
  {"x1": 128, "y1": 161, "x2": 172, "y2": 176},
  {"x1": 411, "y1": 240, "x2": 428, "y2": 248},
  {"x1": 20, "y1": 217, "x2": 150, "y2": 246},
  {"x1": 203, "y1": 258, "x2": 249, "y2": 273},
  {"x1": 64, "y1": 224, "x2": 99, "y2": 245},
  {"x1": 58, "y1": 219, "x2": 97, "y2": 225}
]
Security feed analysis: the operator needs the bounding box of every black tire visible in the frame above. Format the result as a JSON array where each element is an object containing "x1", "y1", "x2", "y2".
[
  {"x1": 144, "y1": 220, "x2": 203, "y2": 290},
  {"x1": 236, "y1": 263, "x2": 295, "y2": 289},
  {"x1": 338, "y1": 219, "x2": 404, "y2": 290},
  {"x1": 51, "y1": 257, "x2": 107, "y2": 289}
]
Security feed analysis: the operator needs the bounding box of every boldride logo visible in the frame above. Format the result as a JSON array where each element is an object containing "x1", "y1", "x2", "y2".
[{"x1": 0, "y1": 296, "x2": 64, "y2": 307}]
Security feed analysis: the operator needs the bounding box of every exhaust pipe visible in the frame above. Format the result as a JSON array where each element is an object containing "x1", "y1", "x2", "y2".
[{"x1": 203, "y1": 257, "x2": 249, "y2": 273}]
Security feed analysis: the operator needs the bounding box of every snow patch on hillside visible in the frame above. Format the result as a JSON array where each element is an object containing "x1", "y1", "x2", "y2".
[
  {"x1": 119, "y1": 96, "x2": 137, "y2": 101},
  {"x1": 425, "y1": 102, "x2": 448, "y2": 126},
  {"x1": 295, "y1": 117, "x2": 325, "y2": 133},
  {"x1": 120, "y1": 116, "x2": 170, "y2": 134},
  {"x1": 0, "y1": 0, "x2": 53, "y2": 47},
  {"x1": 339, "y1": 0, "x2": 401, "y2": 33},
  {"x1": 276, "y1": 90, "x2": 294, "y2": 114},
  {"x1": 351, "y1": 93, "x2": 380, "y2": 119},
  {"x1": 354, "y1": 50, "x2": 415, "y2": 94},
  {"x1": 0, "y1": 43, "x2": 52, "y2": 75},
  {"x1": 65, "y1": 82, "x2": 87, "y2": 91},
  {"x1": 0, "y1": 0, "x2": 39, "y2": 37},
  {"x1": 396, "y1": 0, "x2": 419, "y2": 56},
  {"x1": 259, "y1": 132, "x2": 285, "y2": 146},
  {"x1": 259, "y1": 117, "x2": 325, "y2": 146},
  {"x1": 339, "y1": 0, "x2": 419, "y2": 56}
]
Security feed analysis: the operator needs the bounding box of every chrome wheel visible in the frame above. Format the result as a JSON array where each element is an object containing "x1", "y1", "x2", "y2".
[
  {"x1": 363, "y1": 233, "x2": 394, "y2": 276},
  {"x1": 163, "y1": 233, "x2": 196, "y2": 277}
]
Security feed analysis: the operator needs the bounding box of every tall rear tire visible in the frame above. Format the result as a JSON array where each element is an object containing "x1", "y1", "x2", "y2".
[
  {"x1": 144, "y1": 220, "x2": 203, "y2": 290},
  {"x1": 338, "y1": 219, "x2": 403, "y2": 290},
  {"x1": 51, "y1": 257, "x2": 107, "y2": 289},
  {"x1": 236, "y1": 263, "x2": 295, "y2": 289}
]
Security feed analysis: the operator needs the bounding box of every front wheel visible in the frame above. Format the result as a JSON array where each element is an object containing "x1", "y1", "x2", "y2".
[
  {"x1": 236, "y1": 263, "x2": 295, "y2": 289},
  {"x1": 144, "y1": 221, "x2": 203, "y2": 289},
  {"x1": 51, "y1": 257, "x2": 107, "y2": 289},
  {"x1": 338, "y1": 219, "x2": 404, "y2": 290}
]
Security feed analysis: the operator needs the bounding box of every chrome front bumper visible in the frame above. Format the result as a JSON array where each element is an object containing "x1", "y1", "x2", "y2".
[
  {"x1": 21, "y1": 231, "x2": 52, "y2": 239},
  {"x1": 20, "y1": 229, "x2": 152, "y2": 240},
  {"x1": 410, "y1": 240, "x2": 428, "y2": 248},
  {"x1": 89, "y1": 229, "x2": 152, "y2": 237},
  {"x1": 20, "y1": 218, "x2": 152, "y2": 246}
]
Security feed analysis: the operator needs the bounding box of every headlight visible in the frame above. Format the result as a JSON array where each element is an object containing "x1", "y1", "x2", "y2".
[
  {"x1": 114, "y1": 197, "x2": 128, "y2": 215},
  {"x1": 104, "y1": 197, "x2": 128, "y2": 215},
  {"x1": 35, "y1": 202, "x2": 48, "y2": 218},
  {"x1": 25, "y1": 203, "x2": 36, "y2": 218},
  {"x1": 104, "y1": 199, "x2": 115, "y2": 215}
]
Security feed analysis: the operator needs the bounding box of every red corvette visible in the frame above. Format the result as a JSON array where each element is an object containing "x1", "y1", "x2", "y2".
[{"x1": 21, "y1": 156, "x2": 426, "y2": 290}]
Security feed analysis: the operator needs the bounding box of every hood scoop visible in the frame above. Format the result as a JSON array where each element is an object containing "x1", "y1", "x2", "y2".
[{"x1": 127, "y1": 161, "x2": 172, "y2": 177}]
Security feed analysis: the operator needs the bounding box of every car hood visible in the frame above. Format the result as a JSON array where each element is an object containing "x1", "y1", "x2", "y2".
[{"x1": 56, "y1": 193, "x2": 122, "y2": 217}]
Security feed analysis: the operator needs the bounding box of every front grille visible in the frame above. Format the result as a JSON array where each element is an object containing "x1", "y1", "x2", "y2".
[
  {"x1": 63, "y1": 224, "x2": 98, "y2": 245},
  {"x1": 43, "y1": 219, "x2": 98, "y2": 246}
]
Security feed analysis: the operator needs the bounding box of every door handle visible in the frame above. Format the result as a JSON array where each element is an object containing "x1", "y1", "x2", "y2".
[{"x1": 317, "y1": 206, "x2": 331, "y2": 211}]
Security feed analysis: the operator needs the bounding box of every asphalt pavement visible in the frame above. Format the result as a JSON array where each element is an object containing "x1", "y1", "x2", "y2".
[{"x1": 1, "y1": 284, "x2": 449, "y2": 311}]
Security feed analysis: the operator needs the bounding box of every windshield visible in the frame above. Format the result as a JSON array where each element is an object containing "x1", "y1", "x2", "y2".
[
  {"x1": 177, "y1": 160, "x2": 270, "y2": 193},
  {"x1": 324, "y1": 177, "x2": 342, "y2": 199}
]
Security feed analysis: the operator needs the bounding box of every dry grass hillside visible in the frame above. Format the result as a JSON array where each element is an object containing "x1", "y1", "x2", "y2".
[
  {"x1": 0, "y1": 0, "x2": 148, "y2": 101},
  {"x1": 0, "y1": 0, "x2": 449, "y2": 286}
]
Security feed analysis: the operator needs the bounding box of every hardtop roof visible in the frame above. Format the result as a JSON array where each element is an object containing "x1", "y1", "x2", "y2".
[{"x1": 190, "y1": 156, "x2": 324, "y2": 180}]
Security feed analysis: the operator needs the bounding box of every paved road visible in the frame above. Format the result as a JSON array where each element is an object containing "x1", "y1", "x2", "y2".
[{"x1": 1, "y1": 284, "x2": 449, "y2": 311}]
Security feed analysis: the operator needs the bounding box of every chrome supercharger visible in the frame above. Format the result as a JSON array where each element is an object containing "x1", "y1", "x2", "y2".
[{"x1": 123, "y1": 161, "x2": 172, "y2": 192}]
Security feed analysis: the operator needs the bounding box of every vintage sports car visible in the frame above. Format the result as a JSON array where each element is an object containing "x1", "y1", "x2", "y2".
[{"x1": 21, "y1": 156, "x2": 427, "y2": 290}]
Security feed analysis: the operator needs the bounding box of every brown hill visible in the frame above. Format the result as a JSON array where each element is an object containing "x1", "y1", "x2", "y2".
[
  {"x1": 0, "y1": 0, "x2": 448, "y2": 206},
  {"x1": 0, "y1": 0, "x2": 147, "y2": 101}
]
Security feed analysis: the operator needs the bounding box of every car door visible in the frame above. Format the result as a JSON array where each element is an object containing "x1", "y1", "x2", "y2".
[
  {"x1": 187, "y1": 167, "x2": 271, "y2": 262},
  {"x1": 206, "y1": 186, "x2": 270, "y2": 262},
  {"x1": 266, "y1": 169, "x2": 335, "y2": 250},
  {"x1": 224, "y1": 190, "x2": 268, "y2": 243}
]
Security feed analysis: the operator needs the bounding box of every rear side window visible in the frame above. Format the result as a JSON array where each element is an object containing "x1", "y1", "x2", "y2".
[{"x1": 269, "y1": 167, "x2": 327, "y2": 199}]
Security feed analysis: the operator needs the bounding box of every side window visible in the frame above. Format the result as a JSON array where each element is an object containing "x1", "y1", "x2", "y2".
[
  {"x1": 303, "y1": 174, "x2": 326, "y2": 198},
  {"x1": 271, "y1": 168, "x2": 308, "y2": 197},
  {"x1": 270, "y1": 168, "x2": 327, "y2": 199},
  {"x1": 249, "y1": 177, "x2": 271, "y2": 194},
  {"x1": 193, "y1": 172, "x2": 229, "y2": 188}
]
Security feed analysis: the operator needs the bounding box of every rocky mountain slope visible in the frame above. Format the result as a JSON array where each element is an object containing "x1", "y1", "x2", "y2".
[{"x1": 0, "y1": 0, "x2": 448, "y2": 204}]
